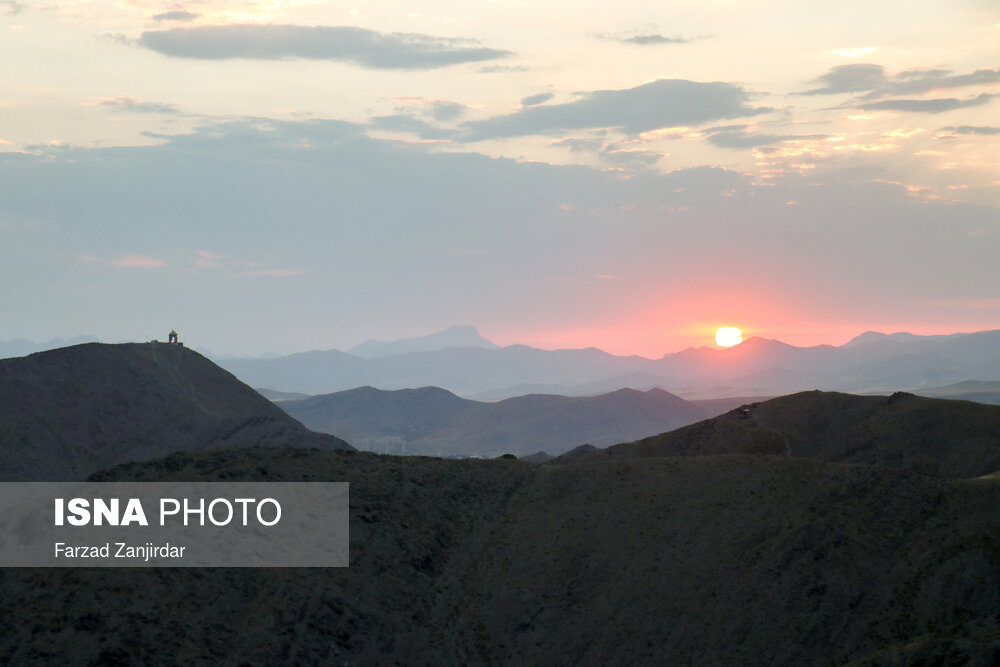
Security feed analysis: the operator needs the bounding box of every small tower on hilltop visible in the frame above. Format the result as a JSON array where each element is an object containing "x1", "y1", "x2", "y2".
[{"x1": 168, "y1": 330, "x2": 178, "y2": 344}]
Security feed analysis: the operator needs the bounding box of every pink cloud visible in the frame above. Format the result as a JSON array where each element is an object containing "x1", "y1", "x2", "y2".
[{"x1": 112, "y1": 254, "x2": 165, "y2": 269}]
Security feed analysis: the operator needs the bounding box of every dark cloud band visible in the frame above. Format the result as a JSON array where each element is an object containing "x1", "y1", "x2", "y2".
[
  {"x1": 139, "y1": 25, "x2": 512, "y2": 70},
  {"x1": 462, "y1": 78, "x2": 771, "y2": 140},
  {"x1": 859, "y1": 94, "x2": 994, "y2": 114}
]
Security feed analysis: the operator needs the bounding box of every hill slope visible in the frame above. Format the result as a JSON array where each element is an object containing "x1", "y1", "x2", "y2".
[
  {"x1": 596, "y1": 390, "x2": 1000, "y2": 478},
  {"x1": 281, "y1": 386, "x2": 713, "y2": 456},
  {"x1": 1, "y1": 447, "x2": 998, "y2": 664},
  {"x1": 0, "y1": 342, "x2": 351, "y2": 480}
]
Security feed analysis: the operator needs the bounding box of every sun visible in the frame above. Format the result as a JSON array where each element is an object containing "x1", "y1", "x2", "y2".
[{"x1": 715, "y1": 327, "x2": 743, "y2": 348}]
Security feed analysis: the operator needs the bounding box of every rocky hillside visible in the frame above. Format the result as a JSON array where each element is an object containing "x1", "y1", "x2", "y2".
[
  {"x1": 0, "y1": 342, "x2": 351, "y2": 480},
  {"x1": 0, "y1": 447, "x2": 998, "y2": 664},
  {"x1": 593, "y1": 390, "x2": 1000, "y2": 478}
]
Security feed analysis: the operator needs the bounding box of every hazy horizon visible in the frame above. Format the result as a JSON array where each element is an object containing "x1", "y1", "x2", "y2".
[{"x1": 3, "y1": 323, "x2": 998, "y2": 361}]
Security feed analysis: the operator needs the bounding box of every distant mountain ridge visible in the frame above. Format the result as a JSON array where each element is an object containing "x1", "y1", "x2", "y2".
[
  {"x1": 349, "y1": 324, "x2": 499, "y2": 358},
  {"x1": 0, "y1": 335, "x2": 98, "y2": 360},
  {"x1": 218, "y1": 328, "x2": 1000, "y2": 400},
  {"x1": 280, "y1": 385, "x2": 717, "y2": 457},
  {"x1": 0, "y1": 342, "x2": 351, "y2": 480}
]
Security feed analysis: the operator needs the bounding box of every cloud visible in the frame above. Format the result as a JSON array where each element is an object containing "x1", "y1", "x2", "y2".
[
  {"x1": 112, "y1": 254, "x2": 165, "y2": 269},
  {"x1": 858, "y1": 94, "x2": 995, "y2": 114},
  {"x1": 552, "y1": 138, "x2": 605, "y2": 152},
  {"x1": 800, "y1": 64, "x2": 888, "y2": 96},
  {"x1": 477, "y1": 65, "x2": 530, "y2": 73},
  {"x1": 462, "y1": 78, "x2": 771, "y2": 140},
  {"x1": 98, "y1": 97, "x2": 180, "y2": 114},
  {"x1": 368, "y1": 98, "x2": 466, "y2": 138},
  {"x1": 599, "y1": 146, "x2": 662, "y2": 167},
  {"x1": 876, "y1": 68, "x2": 1000, "y2": 98},
  {"x1": 100, "y1": 33, "x2": 134, "y2": 45},
  {"x1": 0, "y1": 1, "x2": 24, "y2": 16},
  {"x1": 703, "y1": 126, "x2": 827, "y2": 149},
  {"x1": 138, "y1": 25, "x2": 512, "y2": 70},
  {"x1": 4, "y1": 119, "x2": 999, "y2": 355},
  {"x1": 940, "y1": 125, "x2": 1000, "y2": 135},
  {"x1": 521, "y1": 92, "x2": 554, "y2": 107},
  {"x1": 802, "y1": 64, "x2": 1000, "y2": 99},
  {"x1": 427, "y1": 101, "x2": 465, "y2": 122},
  {"x1": 194, "y1": 249, "x2": 223, "y2": 269},
  {"x1": 153, "y1": 11, "x2": 201, "y2": 22},
  {"x1": 597, "y1": 32, "x2": 690, "y2": 45},
  {"x1": 368, "y1": 113, "x2": 458, "y2": 140}
]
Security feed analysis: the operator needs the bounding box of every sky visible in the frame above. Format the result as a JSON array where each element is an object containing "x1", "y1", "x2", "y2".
[{"x1": 2, "y1": 0, "x2": 999, "y2": 357}]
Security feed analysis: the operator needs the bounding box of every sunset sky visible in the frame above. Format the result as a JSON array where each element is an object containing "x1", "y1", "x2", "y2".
[{"x1": 2, "y1": 0, "x2": 999, "y2": 357}]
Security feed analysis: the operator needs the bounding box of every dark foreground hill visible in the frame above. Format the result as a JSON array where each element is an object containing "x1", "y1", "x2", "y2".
[
  {"x1": 1, "y1": 447, "x2": 999, "y2": 664},
  {"x1": 0, "y1": 342, "x2": 351, "y2": 480},
  {"x1": 594, "y1": 390, "x2": 1000, "y2": 478},
  {"x1": 281, "y1": 385, "x2": 713, "y2": 457}
]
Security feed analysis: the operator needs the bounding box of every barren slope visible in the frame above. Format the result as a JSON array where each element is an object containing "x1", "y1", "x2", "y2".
[{"x1": 0, "y1": 342, "x2": 351, "y2": 480}]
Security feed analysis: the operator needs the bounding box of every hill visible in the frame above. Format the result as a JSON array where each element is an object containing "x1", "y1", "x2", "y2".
[
  {"x1": 0, "y1": 342, "x2": 351, "y2": 480},
  {"x1": 915, "y1": 380, "x2": 1000, "y2": 405},
  {"x1": 1, "y1": 447, "x2": 998, "y2": 664},
  {"x1": 280, "y1": 385, "x2": 714, "y2": 457},
  {"x1": 595, "y1": 390, "x2": 1000, "y2": 478}
]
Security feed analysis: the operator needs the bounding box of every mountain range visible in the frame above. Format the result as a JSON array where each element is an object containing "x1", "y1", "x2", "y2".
[
  {"x1": 0, "y1": 342, "x2": 351, "y2": 480},
  {"x1": 279, "y1": 385, "x2": 735, "y2": 457},
  {"x1": 213, "y1": 327, "x2": 1000, "y2": 400},
  {"x1": 2, "y1": 342, "x2": 1000, "y2": 662}
]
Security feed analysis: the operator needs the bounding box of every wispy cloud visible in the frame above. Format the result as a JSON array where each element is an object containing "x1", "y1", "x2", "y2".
[
  {"x1": 194, "y1": 249, "x2": 223, "y2": 269},
  {"x1": 802, "y1": 64, "x2": 1000, "y2": 99},
  {"x1": 597, "y1": 31, "x2": 691, "y2": 46},
  {"x1": 703, "y1": 125, "x2": 829, "y2": 149},
  {"x1": 858, "y1": 94, "x2": 995, "y2": 114},
  {"x1": 97, "y1": 97, "x2": 180, "y2": 114},
  {"x1": 521, "y1": 92, "x2": 553, "y2": 107},
  {"x1": 477, "y1": 64, "x2": 530, "y2": 73},
  {"x1": 139, "y1": 25, "x2": 512, "y2": 70},
  {"x1": 153, "y1": 11, "x2": 201, "y2": 22},
  {"x1": 461, "y1": 79, "x2": 771, "y2": 140},
  {"x1": 939, "y1": 125, "x2": 1000, "y2": 135},
  {"x1": 112, "y1": 254, "x2": 165, "y2": 269},
  {"x1": 0, "y1": 1, "x2": 24, "y2": 16},
  {"x1": 368, "y1": 97, "x2": 466, "y2": 139}
]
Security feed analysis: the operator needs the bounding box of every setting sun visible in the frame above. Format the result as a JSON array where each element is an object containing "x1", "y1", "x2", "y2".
[{"x1": 715, "y1": 327, "x2": 743, "y2": 348}]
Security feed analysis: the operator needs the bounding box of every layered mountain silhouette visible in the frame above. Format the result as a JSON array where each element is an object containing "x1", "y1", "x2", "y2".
[
  {"x1": 349, "y1": 324, "x2": 499, "y2": 358},
  {"x1": 3, "y1": 338, "x2": 1000, "y2": 662},
  {"x1": 592, "y1": 390, "x2": 1000, "y2": 478},
  {"x1": 279, "y1": 385, "x2": 721, "y2": 457},
  {"x1": 2, "y1": 445, "x2": 998, "y2": 664},
  {"x1": 0, "y1": 342, "x2": 351, "y2": 480},
  {"x1": 216, "y1": 327, "x2": 1000, "y2": 400}
]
